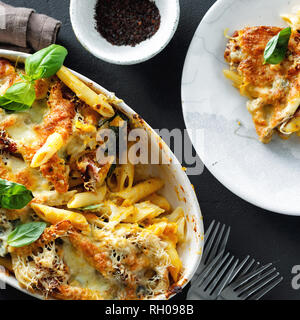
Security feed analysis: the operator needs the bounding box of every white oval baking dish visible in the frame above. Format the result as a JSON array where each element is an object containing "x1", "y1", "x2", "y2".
[{"x1": 0, "y1": 49, "x2": 204, "y2": 300}]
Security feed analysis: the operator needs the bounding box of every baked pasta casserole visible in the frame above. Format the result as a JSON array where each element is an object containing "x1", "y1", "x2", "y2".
[
  {"x1": 224, "y1": 10, "x2": 300, "y2": 143},
  {"x1": 0, "y1": 47, "x2": 186, "y2": 300}
]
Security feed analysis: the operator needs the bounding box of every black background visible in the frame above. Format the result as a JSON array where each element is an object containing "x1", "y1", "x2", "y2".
[{"x1": 0, "y1": 0, "x2": 299, "y2": 301}]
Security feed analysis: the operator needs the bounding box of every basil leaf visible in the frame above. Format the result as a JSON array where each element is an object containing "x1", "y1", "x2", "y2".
[
  {"x1": 264, "y1": 27, "x2": 291, "y2": 65},
  {"x1": 25, "y1": 44, "x2": 68, "y2": 80},
  {"x1": 0, "y1": 96, "x2": 30, "y2": 112},
  {"x1": 1, "y1": 81, "x2": 36, "y2": 110},
  {"x1": 7, "y1": 222, "x2": 46, "y2": 247},
  {"x1": 0, "y1": 178, "x2": 33, "y2": 209}
]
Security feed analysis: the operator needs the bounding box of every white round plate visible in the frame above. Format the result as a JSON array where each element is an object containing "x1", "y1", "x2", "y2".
[{"x1": 182, "y1": 0, "x2": 300, "y2": 216}]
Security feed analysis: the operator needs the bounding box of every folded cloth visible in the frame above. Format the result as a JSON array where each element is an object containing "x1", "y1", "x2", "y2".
[{"x1": 0, "y1": 1, "x2": 61, "y2": 52}]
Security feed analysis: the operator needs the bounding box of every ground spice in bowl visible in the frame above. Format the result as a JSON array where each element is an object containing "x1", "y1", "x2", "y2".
[{"x1": 94, "y1": 0, "x2": 161, "y2": 47}]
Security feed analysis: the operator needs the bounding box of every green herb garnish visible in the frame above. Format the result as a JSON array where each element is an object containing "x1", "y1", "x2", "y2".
[
  {"x1": 25, "y1": 45, "x2": 68, "y2": 80},
  {"x1": 7, "y1": 222, "x2": 46, "y2": 247},
  {"x1": 0, "y1": 44, "x2": 68, "y2": 112},
  {"x1": 0, "y1": 178, "x2": 33, "y2": 209},
  {"x1": 264, "y1": 27, "x2": 291, "y2": 65}
]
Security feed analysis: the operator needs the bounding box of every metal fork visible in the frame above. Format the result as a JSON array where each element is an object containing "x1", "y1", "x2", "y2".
[
  {"x1": 188, "y1": 220, "x2": 283, "y2": 300},
  {"x1": 192, "y1": 220, "x2": 230, "y2": 283},
  {"x1": 187, "y1": 251, "x2": 239, "y2": 300},
  {"x1": 218, "y1": 262, "x2": 283, "y2": 300},
  {"x1": 188, "y1": 250, "x2": 261, "y2": 300},
  {"x1": 228, "y1": 255, "x2": 261, "y2": 284}
]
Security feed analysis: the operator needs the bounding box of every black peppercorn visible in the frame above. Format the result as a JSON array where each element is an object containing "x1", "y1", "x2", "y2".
[{"x1": 94, "y1": 0, "x2": 161, "y2": 47}]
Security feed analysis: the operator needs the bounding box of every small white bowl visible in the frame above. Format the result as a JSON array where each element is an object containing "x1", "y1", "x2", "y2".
[{"x1": 70, "y1": 0, "x2": 180, "y2": 65}]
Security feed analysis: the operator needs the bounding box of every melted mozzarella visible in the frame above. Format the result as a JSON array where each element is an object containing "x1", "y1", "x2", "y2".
[
  {"x1": 62, "y1": 241, "x2": 112, "y2": 297},
  {"x1": 2, "y1": 154, "x2": 51, "y2": 193},
  {"x1": 6, "y1": 100, "x2": 48, "y2": 147}
]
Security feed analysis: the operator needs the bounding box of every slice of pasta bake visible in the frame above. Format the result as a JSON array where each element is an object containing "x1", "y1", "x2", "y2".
[
  {"x1": 0, "y1": 48, "x2": 187, "y2": 300},
  {"x1": 224, "y1": 11, "x2": 300, "y2": 143}
]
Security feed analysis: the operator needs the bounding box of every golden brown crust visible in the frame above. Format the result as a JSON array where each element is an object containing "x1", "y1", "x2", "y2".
[
  {"x1": 225, "y1": 26, "x2": 300, "y2": 142},
  {"x1": 0, "y1": 157, "x2": 37, "y2": 191},
  {"x1": 15, "y1": 169, "x2": 38, "y2": 191},
  {"x1": 0, "y1": 59, "x2": 179, "y2": 300},
  {"x1": 34, "y1": 78, "x2": 50, "y2": 100},
  {"x1": 27, "y1": 81, "x2": 76, "y2": 192},
  {"x1": 0, "y1": 59, "x2": 18, "y2": 93},
  {"x1": 238, "y1": 27, "x2": 283, "y2": 86},
  {"x1": 54, "y1": 285, "x2": 104, "y2": 300},
  {"x1": 34, "y1": 81, "x2": 76, "y2": 143},
  {"x1": 0, "y1": 256, "x2": 12, "y2": 272},
  {"x1": 68, "y1": 231, "x2": 113, "y2": 277},
  {"x1": 40, "y1": 154, "x2": 69, "y2": 193},
  {"x1": 0, "y1": 157, "x2": 12, "y2": 181}
]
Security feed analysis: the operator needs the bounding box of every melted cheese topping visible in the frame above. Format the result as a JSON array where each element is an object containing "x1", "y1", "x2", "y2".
[
  {"x1": 0, "y1": 60, "x2": 184, "y2": 301},
  {"x1": 5, "y1": 100, "x2": 48, "y2": 147},
  {"x1": 224, "y1": 25, "x2": 300, "y2": 143},
  {"x1": 63, "y1": 241, "x2": 112, "y2": 297}
]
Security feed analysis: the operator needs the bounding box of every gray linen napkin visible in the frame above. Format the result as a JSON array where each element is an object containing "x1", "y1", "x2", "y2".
[{"x1": 0, "y1": 1, "x2": 61, "y2": 52}]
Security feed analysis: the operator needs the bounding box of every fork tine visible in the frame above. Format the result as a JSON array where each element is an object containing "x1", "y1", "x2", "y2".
[
  {"x1": 206, "y1": 224, "x2": 225, "y2": 265},
  {"x1": 239, "y1": 258, "x2": 256, "y2": 276},
  {"x1": 231, "y1": 263, "x2": 273, "y2": 289},
  {"x1": 193, "y1": 250, "x2": 224, "y2": 286},
  {"x1": 227, "y1": 255, "x2": 250, "y2": 284},
  {"x1": 201, "y1": 253, "x2": 232, "y2": 288},
  {"x1": 193, "y1": 220, "x2": 216, "y2": 276},
  {"x1": 213, "y1": 258, "x2": 239, "y2": 296},
  {"x1": 202, "y1": 222, "x2": 220, "y2": 263},
  {"x1": 206, "y1": 224, "x2": 231, "y2": 266},
  {"x1": 218, "y1": 225, "x2": 230, "y2": 255},
  {"x1": 236, "y1": 267, "x2": 276, "y2": 295},
  {"x1": 249, "y1": 261, "x2": 261, "y2": 273},
  {"x1": 249, "y1": 276, "x2": 283, "y2": 300},
  {"x1": 204, "y1": 220, "x2": 215, "y2": 243},
  {"x1": 238, "y1": 270, "x2": 279, "y2": 299},
  {"x1": 205, "y1": 255, "x2": 235, "y2": 292}
]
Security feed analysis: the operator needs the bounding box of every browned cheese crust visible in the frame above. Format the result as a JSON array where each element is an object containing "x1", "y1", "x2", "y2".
[{"x1": 224, "y1": 26, "x2": 300, "y2": 143}]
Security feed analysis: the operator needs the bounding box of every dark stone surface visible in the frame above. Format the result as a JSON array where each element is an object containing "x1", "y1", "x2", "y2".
[{"x1": 0, "y1": 0, "x2": 299, "y2": 300}]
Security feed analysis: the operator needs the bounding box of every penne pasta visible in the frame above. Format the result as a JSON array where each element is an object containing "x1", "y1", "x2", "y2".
[
  {"x1": 0, "y1": 54, "x2": 188, "y2": 300},
  {"x1": 123, "y1": 201, "x2": 164, "y2": 223},
  {"x1": 144, "y1": 193, "x2": 171, "y2": 212},
  {"x1": 281, "y1": 11, "x2": 300, "y2": 28},
  {"x1": 109, "y1": 204, "x2": 135, "y2": 226},
  {"x1": 57, "y1": 66, "x2": 115, "y2": 118},
  {"x1": 107, "y1": 163, "x2": 134, "y2": 192},
  {"x1": 31, "y1": 132, "x2": 64, "y2": 168},
  {"x1": 67, "y1": 185, "x2": 107, "y2": 209},
  {"x1": 166, "y1": 241, "x2": 182, "y2": 282},
  {"x1": 176, "y1": 217, "x2": 186, "y2": 244},
  {"x1": 167, "y1": 207, "x2": 185, "y2": 222},
  {"x1": 33, "y1": 190, "x2": 77, "y2": 206},
  {"x1": 145, "y1": 221, "x2": 168, "y2": 236},
  {"x1": 223, "y1": 69, "x2": 242, "y2": 88},
  {"x1": 115, "y1": 178, "x2": 164, "y2": 205},
  {"x1": 31, "y1": 203, "x2": 90, "y2": 232}
]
